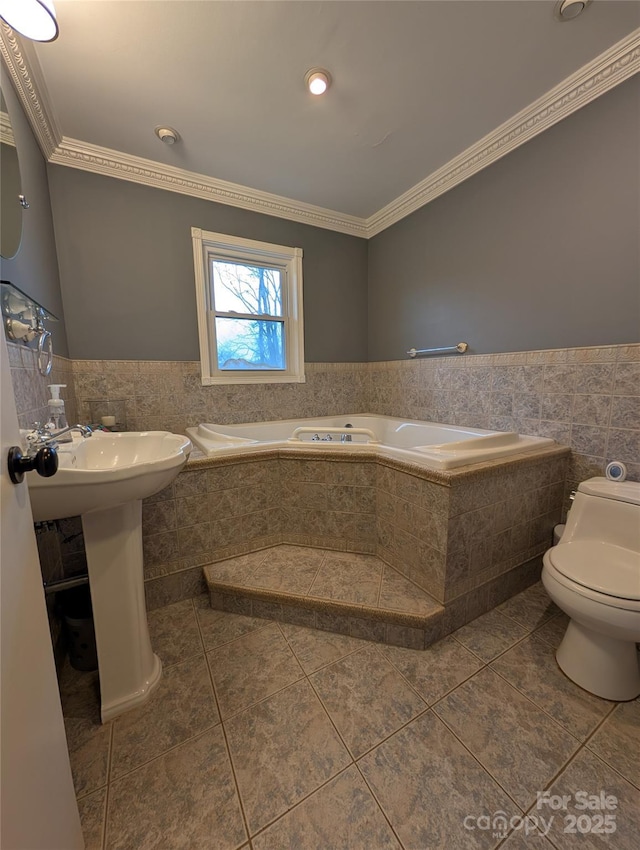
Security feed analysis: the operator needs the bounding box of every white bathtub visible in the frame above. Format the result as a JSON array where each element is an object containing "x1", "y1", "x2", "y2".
[{"x1": 186, "y1": 414, "x2": 555, "y2": 470}]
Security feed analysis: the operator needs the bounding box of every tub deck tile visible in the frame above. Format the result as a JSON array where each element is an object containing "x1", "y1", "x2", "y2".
[{"x1": 203, "y1": 544, "x2": 444, "y2": 649}]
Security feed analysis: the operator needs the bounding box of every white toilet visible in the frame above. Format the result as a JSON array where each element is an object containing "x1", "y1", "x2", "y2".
[{"x1": 542, "y1": 477, "x2": 640, "y2": 702}]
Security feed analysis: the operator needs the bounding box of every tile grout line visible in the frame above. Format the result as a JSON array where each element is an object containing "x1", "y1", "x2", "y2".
[
  {"x1": 526, "y1": 700, "x2": 620, "y2": 799},
  {"x1": 385, "y1": 643, "x2": 485, "y2": 710},
  {"x1": 283, "y1": 629, "x2": 362, "y2": 760},
  {"x1": 107, "y1": 712, "x2": 221, "y2": 785},
  {"x1": 493, "y1": 704, "x2": 627, "y2": 850},
  {"x1": 348, "y1": 703, "x2": 433, "y2": 765},
  {"x1": 302, "y1": 639, "x2": 434, "y2": 767},
  {"x1": 433, "y1": 696, "x2": 567, "y2": 817},
  {"x1": 101, "y1": 600, "x2": 220, "y2": 788},
  {"x1": 353, "y1": 758, "x2": 409, "y2": 850},
  {"x1": 278, "y1": 623, "x2": 375, "y2": 675},
  {"x1": 573, "y1": 700, "x2": 640, "y2": 791},
  {"x1": 272, "y1": 627, "x2": 410, "y2": 848},
  {"x1": 458, "y1": 605, "x2": 621, "y2": 743},
  {"x1": 375, "y1": 561, "x2": 383, "y2": 608},
  {"x1": 487, "y1": 638, "x2": 618, "y2": 743},
  {"x1": 373, "y1": 643, "x2": 436, "y2": 708},
  {"x1": 189, "y1": 596, "x2": 208, "y2": 657},
  {"x1": 201, "y1": 616, "x2": 274, "y2": 653},
  {"x1": 246, "y1": 764, "x2": 356, "y2": 845},
  {"x1": 446, "y1": 622, "x2": 602, "y2": 746},
  {"x1": 231, "y1": 621, "x2": 358, "y2": 840},
  {"x1": 209, "y1": 623, "x2": 305, "y2": 724},
  {"x1": 449, "y1": 617, "x2": 533, "y2": 665},
  {"x1": 101, "y1": 720, "x2": 115, "y2": 850},
  {"x1": 197, "y1": 603, "x2": 253, "y2": 847},
  {"x1": 303, "y1": 548, "x2": 327, "y2": 601}
]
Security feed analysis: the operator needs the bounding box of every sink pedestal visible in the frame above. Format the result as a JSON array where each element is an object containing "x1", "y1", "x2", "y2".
[{"x1": 82, "y1": 500, "x2": 162, "y2": 723}]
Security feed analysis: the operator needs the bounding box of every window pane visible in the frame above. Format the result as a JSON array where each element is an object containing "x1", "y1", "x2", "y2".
[
  {"x1": 215, "y1": 317, "x2": 285, "y2": 370},
  {"x1": 211, "y1": 260, "x2": 283, "y2": 316}
]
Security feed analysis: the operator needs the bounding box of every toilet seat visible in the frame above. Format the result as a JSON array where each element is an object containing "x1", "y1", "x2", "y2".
[
  {"x1": 543, "y1": 555, "x2": 640, "y2": 613},
  {"x1": 546, "y1": 541, "x2": 640, "y2": 601}
]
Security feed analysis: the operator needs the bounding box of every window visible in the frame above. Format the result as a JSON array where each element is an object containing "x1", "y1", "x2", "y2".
[{"x1": 192, "y1": 228, "x2": 305, "y2": 384}]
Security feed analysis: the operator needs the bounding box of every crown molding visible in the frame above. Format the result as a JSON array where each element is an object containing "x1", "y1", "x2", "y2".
[
  {"x1": 0, "y1": 25, "x2": 366, "y2": 236},
  {"x1": 0, "y1": 24, "x2": 60, "y2": 158},
  {"x1": 1, "y1": 24, "x2": 638, "y2": 239},
  {"x1": 48, "y1": 137, "x2": 369, "y2": 238},
  {"x1": 365, "y1": 29, "x2": 640, "y2": 237}
]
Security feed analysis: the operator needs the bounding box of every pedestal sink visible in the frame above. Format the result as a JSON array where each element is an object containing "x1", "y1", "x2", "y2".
[{"x1": 27, "y1": 431, "x2": 191, "y2": 722}]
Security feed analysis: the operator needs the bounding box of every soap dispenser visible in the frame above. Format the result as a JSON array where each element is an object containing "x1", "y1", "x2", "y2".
[{"x1": 47, "y1": 384, "x2": 68, "y2": 431}]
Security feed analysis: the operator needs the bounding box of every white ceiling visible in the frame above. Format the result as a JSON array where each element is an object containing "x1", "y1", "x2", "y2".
[{"x1": 28, "y1": 1, "x2": 640, "y2": 219}]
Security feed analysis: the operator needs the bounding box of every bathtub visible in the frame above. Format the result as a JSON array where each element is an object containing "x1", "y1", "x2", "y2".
[{"x1": 186, "y1": 414, "x2": 555, "y2": 470}]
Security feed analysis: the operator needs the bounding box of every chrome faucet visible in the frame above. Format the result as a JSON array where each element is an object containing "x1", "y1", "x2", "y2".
[
  {"x1": 27, "y1": 423, "x2": 92, "y2": 450},
  {"x1": 49, "y1": 424, "x2": 93, "y2": 443}
]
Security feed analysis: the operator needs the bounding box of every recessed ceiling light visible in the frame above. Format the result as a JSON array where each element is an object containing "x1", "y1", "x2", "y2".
[
  {"x1": 154, "y1": 126, "x2": 180, "y2": 145},
  {"x1": 305, "y1": 69, "x2": 331, "y2": 96},
  {"x1": 0, "y1": 0, "x2": 58, "y2": 42},
  {"x1": 554, "y1": 0, "x2": 592, "y2": 21}
]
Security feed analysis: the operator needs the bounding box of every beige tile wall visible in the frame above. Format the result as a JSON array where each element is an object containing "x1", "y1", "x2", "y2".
[
  {"x1": 7, "y1": 342, "x2": 77, "y2": 429},
  {"x1": 280, "y1": 459, "x2": 376, "y2": 553},
  {"x1": 10, "y1": 344, "x2": 638, "y2": 495},
  {"x1": 375, "y1": 467, "x2": 448, "y2": 599},
  {"x1": 444, "y1": 454, "x2": 567, "y2": 601},
  {"x1": 369, "y1": 344, "x2": 639, "y2": 492},
  {"x1": 374, "y1": 452, "x2": 567, "y2": 603},
  {"x1": 142, "y1": 460, "x2": 281, "y2": 582},
  {"x1": 71, "y1": 360, "x2": 370, "y2": 434},
  {"x1": 65, "y1": 344, "x2": 639, "y2": 495}
]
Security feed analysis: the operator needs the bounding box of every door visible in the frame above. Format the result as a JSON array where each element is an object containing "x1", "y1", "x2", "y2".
[{"x1": 0, "y1": 337, "x2": 83, "y2": 849}]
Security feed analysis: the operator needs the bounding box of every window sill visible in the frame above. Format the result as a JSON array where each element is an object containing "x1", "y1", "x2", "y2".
[{"x1": 200, "y1": 373, "x2": 306, "y2": 386}]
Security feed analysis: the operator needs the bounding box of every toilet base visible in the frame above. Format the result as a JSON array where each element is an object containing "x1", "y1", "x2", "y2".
[{"x1": 556, "y1": 619, "x2": 640, "y2": 702}]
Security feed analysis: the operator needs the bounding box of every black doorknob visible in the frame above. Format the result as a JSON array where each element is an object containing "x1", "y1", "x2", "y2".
[{"x1": 7, "y1": 445, "x2": 58, "y2": 484}]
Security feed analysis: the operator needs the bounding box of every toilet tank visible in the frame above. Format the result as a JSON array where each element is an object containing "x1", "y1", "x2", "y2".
[{"x1": 563, "y1": 478, "x2": 640, "y2": 553}]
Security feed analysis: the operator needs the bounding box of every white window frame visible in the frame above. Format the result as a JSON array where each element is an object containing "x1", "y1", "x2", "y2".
[{"x1": 191, "y1": 227, "x2": 305, "y2": 385}]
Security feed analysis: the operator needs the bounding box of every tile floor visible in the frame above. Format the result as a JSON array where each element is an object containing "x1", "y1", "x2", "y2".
[{"x1": 60, "y1": 582, "x2": 640, "y2": 850}]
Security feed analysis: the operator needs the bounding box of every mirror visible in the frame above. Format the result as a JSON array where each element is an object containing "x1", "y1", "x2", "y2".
[{"x1": 1, "y1": 88, "x2": 25, "y2": 260}]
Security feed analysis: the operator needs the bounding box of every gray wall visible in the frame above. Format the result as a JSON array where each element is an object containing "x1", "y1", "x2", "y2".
[
  {"x1": 368, "y1": 75, "x2": 640, "y2": 361},
  {"x1": 47, "y1": 168, "x2": 368, "y2": 362},
  {"x1": 0, "y1": 67, "x2": 69, "y2": 357},
  {"x1": 9, "y1": 68, "x2": 637, "y2": 365}
]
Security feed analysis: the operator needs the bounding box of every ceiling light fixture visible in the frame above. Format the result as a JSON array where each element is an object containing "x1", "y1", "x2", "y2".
[
  {"x1": 554, "y1": 0, "x2": 592, "y2": 21},
  {"x1": 154, "y1": 126, "x2": 180, "y2": 145},
  {"x1": 305, "y1": 69, "x2": 331, "y2": 96},
  {"x1": 0, "y1": 0, "x2": 58, "y2": 42}
]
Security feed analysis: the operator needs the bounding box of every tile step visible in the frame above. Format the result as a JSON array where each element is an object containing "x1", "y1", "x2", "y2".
[{"x1": 203, "y1": 545, "x2": 444, "y2": 650}]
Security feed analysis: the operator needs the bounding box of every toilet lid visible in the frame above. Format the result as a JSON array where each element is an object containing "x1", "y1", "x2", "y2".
[{"x1": 548, "y1": 541, "x2": 640, "y2": 601}]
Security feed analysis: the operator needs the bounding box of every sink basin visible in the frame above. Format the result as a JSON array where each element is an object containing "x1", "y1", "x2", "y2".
[
  {"x1": 26, "y1": 430, "x2": 191, "y2": 723},
  {"x1": 28, "y1": 431, "x2": 191, "y2": 522}
]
